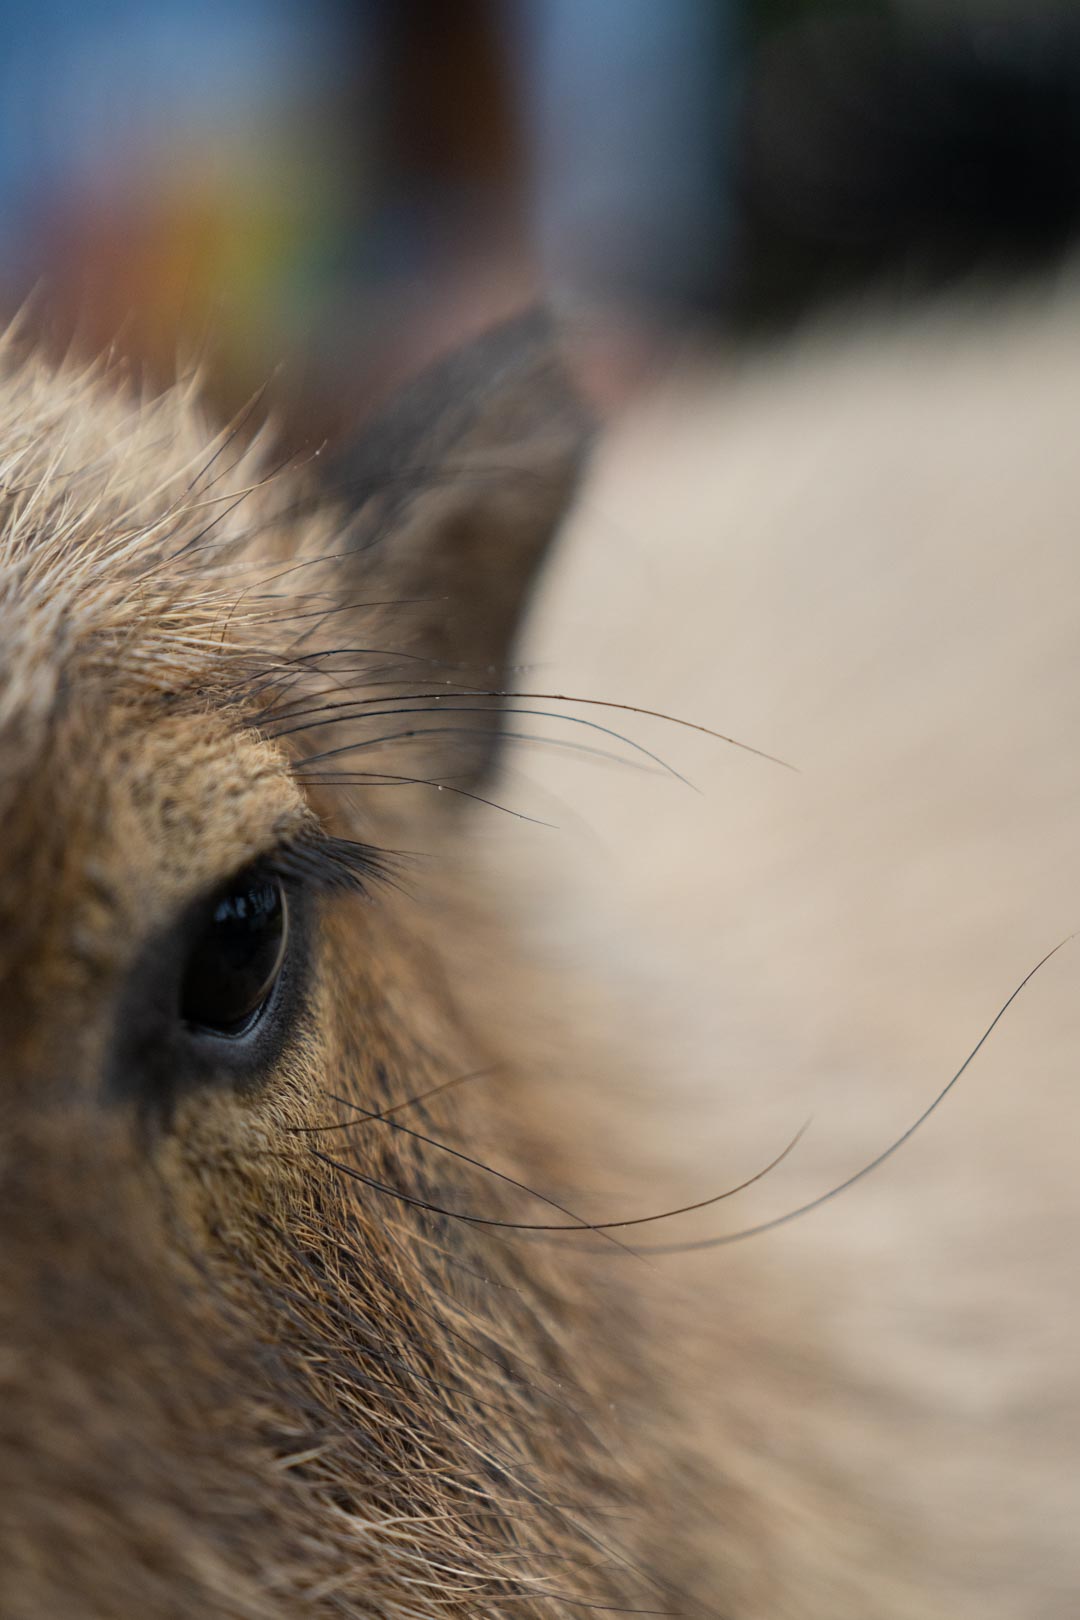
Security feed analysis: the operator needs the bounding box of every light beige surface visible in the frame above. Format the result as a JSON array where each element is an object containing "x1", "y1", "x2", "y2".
[{"x1": 489, "y1": 286, "x2": 1080, "y2": 1614}]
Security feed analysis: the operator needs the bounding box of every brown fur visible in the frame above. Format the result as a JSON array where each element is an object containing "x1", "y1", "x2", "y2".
[
  {"x1": 0, "y1": 319, "x2": 692, "y2": 1618},
  {"x1": 2, "y1": 291, "x2": 1079, "y2": 1618}
]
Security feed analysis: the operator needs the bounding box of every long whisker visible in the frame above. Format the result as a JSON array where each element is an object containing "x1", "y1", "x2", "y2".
[
  {"x1": 296, "y1": 767, "x2": 557, "y2": 825},
  {"x1": 638, "y1": 934, "x2": 1076, "y2": 1256},
  {"x1": 303, "y1": 726, "x2": 653, "y2": 777},
  {"x1": 289, "y1": 1065, "x2": 500, "y2": 1127},
  {"x1": 312, "y1": 1117, "x2": 806, "y2": 1235},
  {"x1": 269, "y1": 687, "x2": 796, "y2": 772},
  {"x1": 289, "y1": 706, "x2": 699, "y2": 791},
  {"x1": 179, "y1": 378, "x2": 273, "y2": 499},
  {"x1": 311, "y1": 1092, "x2": 646, "y2": 1264}
]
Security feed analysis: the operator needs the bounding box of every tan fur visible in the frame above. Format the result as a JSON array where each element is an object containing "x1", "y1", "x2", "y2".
[
  {"x1": 0, "y1": 329, "x2": 670, "y2": 1618},
  {"x1": 1, "y1": 288, "x2": 1079, "y2": 1618}
]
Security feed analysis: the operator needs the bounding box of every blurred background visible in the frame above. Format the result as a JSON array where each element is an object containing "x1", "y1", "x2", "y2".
[{"x1": 3, "y1": 0, "x2": 1080, "y2": 437}]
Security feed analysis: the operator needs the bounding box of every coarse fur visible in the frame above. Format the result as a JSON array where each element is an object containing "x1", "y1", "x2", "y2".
[
  {"x1": 0, "y1": 317, "x2": 697, "y2": 1618},
  {"x1": 1, "y1": 284, "x2": 1080, "y2": 1619}
]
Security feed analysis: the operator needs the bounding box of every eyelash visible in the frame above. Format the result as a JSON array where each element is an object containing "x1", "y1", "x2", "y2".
[{"x1": 265, "y1": 832, "x2": 399, "y2": 897}]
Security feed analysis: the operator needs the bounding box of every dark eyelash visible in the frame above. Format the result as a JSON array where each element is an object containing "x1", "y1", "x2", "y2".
[{"x1": 265, "y1": 831, "x2": 402, "y2": 896}]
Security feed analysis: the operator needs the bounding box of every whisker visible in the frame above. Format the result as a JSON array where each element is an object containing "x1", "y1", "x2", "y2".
[
  {"x1": 638, "y1": 935, "x2": 1077, "y2": 1256},
  {"x1": 167, "y1": 443, "x2": 305, "y2": 562},
  {"x1": 296, "y1": 766, "x2": 557, "y2": 825},
  {"x1": 314, "y1": 1092, "x2": 646, "y2": 1264},
  {"x1": 180, "y1": 378, "x2": 272, "y2": 499},
  {"x1": 269, "y1": 596, "x2": 443, "y2": 626},
  {"x1": 291, "y1": 1065, "x2": 500, "y2": 1127},
  {"x1": 311, "y1": 1117, "x2": 806, "y2": 1235},
  {"x1": 304, "y1": 725, "x2": 653, "y2": 776},
  {"x1": 267, "y1": 687, "x2": 795, "y2": 773},
  {"x1": 289, "y1": 706, "x2": 698, "y2": 791}
]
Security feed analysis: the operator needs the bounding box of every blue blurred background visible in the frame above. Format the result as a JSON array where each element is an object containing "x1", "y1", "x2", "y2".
[
  {"x1": 0, "y1": 0, "x2": 735, "y2": 421},
  {"x1": 0, "y1": 0, "x2": 1076, "y2": 432}
]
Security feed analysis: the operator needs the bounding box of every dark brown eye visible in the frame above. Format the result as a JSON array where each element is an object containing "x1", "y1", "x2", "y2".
[{"x1": 180, "y1": 871, "x2": 288, "y2": 1037}]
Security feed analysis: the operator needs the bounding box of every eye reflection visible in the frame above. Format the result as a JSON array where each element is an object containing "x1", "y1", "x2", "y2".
[{"x1": 180, "y1": 871, "x2": 288, "y2": 1037}]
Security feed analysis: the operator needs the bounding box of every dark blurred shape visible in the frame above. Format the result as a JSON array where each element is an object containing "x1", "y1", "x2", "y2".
[
  {"x1": 3, "y1": 2, "x2": 1080, "y2": 428},
  {"x1": 514, "y1": 0, "x2": 736, "y2": 321},
  {"x1": 735, "y1": 6, "x2": 1080, "y2": 329},
  {"x1": 314, "y1": 1, "x2": 538, "y2": 412},
  {"x1": 0, "y1": 0, "x2": 742, "y2": 423}
]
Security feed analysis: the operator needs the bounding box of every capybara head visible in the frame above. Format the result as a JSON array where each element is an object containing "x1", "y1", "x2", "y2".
[{"x1": 0, "y1": 316, "x2": 694, "y2": 1618}]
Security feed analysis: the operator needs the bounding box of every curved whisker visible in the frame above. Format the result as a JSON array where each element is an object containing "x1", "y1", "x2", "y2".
[
  {"x1": 305, "y1": 1092, "x2": 646, "y2": 1264},
  {"x1": 311, "y1": 1117, "x2": 807, "y2": 1235},
  {"x1": 296, "y1": 766, "x2": 558, "y2": 825},
  {"x1": 637, "y1": 935, "x2": 1076, "y2": 1256},
  {"x1": 287, "y1": 706, "x2": 699, "y2": 791},
  {"x1": 259, "y1": 685, "x2": 792, "y2": 773}
]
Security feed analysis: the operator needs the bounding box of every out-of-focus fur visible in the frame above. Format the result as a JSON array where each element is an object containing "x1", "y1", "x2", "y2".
[{"x1": 499, "y1": 281, "x2": 1080, "y2": 1615}]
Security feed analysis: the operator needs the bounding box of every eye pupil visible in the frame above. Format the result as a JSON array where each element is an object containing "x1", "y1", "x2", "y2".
[{"x1": 181, "y1": 872, "x2": 288, "y2": 1037}]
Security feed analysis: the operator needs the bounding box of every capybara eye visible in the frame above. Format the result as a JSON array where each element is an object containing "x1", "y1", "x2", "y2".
[{"x1": 179, "y1": 870, "x2": 288, "y2": 1038}]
